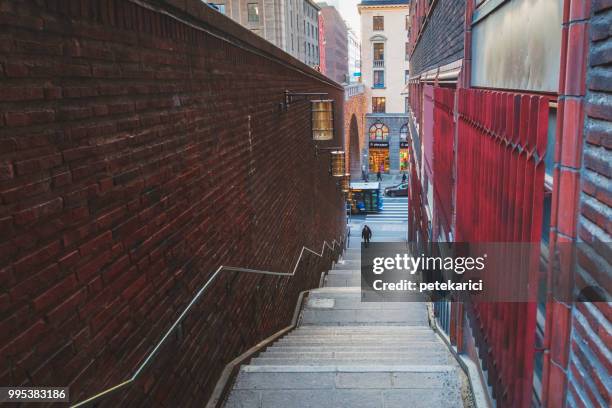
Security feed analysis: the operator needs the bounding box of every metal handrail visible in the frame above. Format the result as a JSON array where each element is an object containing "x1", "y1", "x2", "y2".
[{"x1": 70, "y1": 228, "x2": 348, "y2": 408}]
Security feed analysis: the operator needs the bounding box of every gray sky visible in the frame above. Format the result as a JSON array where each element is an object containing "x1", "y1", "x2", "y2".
[{"x1": 321, "y1": 0, "x2": 362, "y2": 36}]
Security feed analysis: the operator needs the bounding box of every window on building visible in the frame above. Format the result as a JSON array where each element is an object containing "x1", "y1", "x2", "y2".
[
  {"x1": 369, "y1": 122, "x2": 389, "y2": 140},
  {"x1": 405, "y1": 70, "x2": 410, "y2": 84},
  {"x1": 373, "y1": 16, "x2": 384, "y2": 31},
  {"x1": 405, "y1": 15, "x2": 410, "y2": 30},
  {"x1": 400, "y1": 124, "x2": 408, "y2": 141},
  {"x1": 372, "y1": 97, "x2": 386, "y2": 113},
  {"x1": 405, "y1": 43, "x2": 409, "y2": 60},
  {"x1": 373, "y1": 70, "x2": 385, "y2": 88},
  {"x1": 247, "y1": 3, "x2": 259, "y2": 22},
  {"x1": 405, "y1": 97, "x2": 409, "y2": 113},
  {"x1": 373, "y1": 43, "x2": 384, "y2": 61},
  {"x1": 210, "y1": 3, "x2": 226, "y2": 14}
]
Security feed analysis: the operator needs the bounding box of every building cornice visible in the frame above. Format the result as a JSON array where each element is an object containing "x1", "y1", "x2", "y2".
[{"x1": 358, "y1": 4, "x2": 409, "y2": 11}]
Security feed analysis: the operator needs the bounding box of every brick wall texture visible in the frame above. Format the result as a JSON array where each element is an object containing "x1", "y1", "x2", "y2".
[
  {"x1": 343, "y1": 89, "x2": 368, "y2": 176},
  {"x1": 0, "y1": 0, "x2": 347, "y2": 405},
  {"x1": 568, "y1": 0, "x2": 612, "y2": 406},
  {"x1": 409, "y1": 0, "x2": 465, "y2": 76}
]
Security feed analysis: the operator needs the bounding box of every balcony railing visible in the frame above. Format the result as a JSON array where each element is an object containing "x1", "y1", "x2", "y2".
[{"x1": 373, "y1": 60, "x2": 384, "y2": 68}]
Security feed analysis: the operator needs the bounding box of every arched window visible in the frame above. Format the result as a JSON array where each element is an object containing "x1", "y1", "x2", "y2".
[
  {"x1": 400, "y1": 124, "x2": 408, "y2": 141},
  {"x1": 369, "y1": 122, "x2": 389, "y2": 141}
]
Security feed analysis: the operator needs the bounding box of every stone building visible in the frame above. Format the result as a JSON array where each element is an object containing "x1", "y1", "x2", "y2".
[
  {"x1": 318, "y1": 3, "x2": 349, "y2": 84},
  {"x1": 347, "y1": 27, "x2": 361, "y2": 84},
  {"x1": 208, "y1": 0, "x2": 321, "y2": 67},
  {"x1": 358, "y1": 0, "x2": 410, "y2": 174}
]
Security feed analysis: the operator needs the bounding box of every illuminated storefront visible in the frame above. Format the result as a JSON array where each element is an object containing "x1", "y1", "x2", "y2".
[
  {"x1": 369, "y1": 122, "x2": 389, "y2": 172},
  {"x1": 400, "y1": 124, "x2": 409, "y2": 171},
  {"x1": 365, "y1": 116, "x2": 410, "y2": 174}
]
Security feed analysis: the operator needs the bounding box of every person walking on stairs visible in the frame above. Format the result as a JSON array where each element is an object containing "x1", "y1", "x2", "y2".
[{"x1": 362, "y1": 224, "x2": 372, "y2": 247}]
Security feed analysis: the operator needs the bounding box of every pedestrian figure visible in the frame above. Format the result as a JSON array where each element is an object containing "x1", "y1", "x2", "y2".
[
  {"x1": 402, "y1": 173, "x2": 407, "y2": 183},
  {"x1": 377, "y1": 171, "x2": 382, "y2": 182},
  {"x1": 362, "y1": 169, "x2": 368, "y2": 181},
  {"x1": 362, "y1": 224, "x2": 372, "y2": 248}
]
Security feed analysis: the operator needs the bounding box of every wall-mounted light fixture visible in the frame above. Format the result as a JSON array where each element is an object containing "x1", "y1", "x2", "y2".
[
  {"x1": 341, "y1": 173, "x2": 351, "y2": 193},
  {"x1": 281, "y1": 90, "x2": 350, "y2": 187},
  {"x1": 311, "y1": 100, "x2": 334, "y2": 141},
  {"x1": 280, "y1": 90, "x2": 335, "y2": 142},
  {"x1": 330, "y1": 150, "x2": 345, "y2": 177}
]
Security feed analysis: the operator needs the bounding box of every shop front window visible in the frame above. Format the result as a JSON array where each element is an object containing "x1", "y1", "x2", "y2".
[
  {"x1": 369, "y1": 150, "x2": 390, "y2": 173},
  {"x1": 400, "y1": 124, "x2": 409, "y2": 171},
  {"x1": 369, "y1": 122, "x2": 389, "y2": 140},
  {"x1": 400, "y1": 150, "x2": 409, "y2": 171},
  {"x1": 400, "y1": 124, "x2": 408, "y2": 141}
]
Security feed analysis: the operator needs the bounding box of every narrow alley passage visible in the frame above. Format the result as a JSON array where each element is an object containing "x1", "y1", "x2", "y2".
[{"x1": 224, "y1": 176, "x2": 468, "y2": 407}]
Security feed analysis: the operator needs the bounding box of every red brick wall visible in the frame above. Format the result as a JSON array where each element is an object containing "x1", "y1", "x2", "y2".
[
  {"x1": 543, "y1": 0, "x2": 611, "y2": 406},
  {"x1": 343, "y1": 88, "x2": 368, "y2": 176},
  {"x1": 0, "y1": 0, "x2": 346, "y2": 405}
]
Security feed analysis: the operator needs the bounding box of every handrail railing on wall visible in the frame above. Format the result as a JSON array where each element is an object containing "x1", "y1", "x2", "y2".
[{"x1": 70, "y1": 227, "x2": 349, "y2": 408}]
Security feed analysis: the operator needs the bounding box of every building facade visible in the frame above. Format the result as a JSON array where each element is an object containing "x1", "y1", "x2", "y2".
[
  {"x1": 359, "y1": 0, "x2": 410, "y2": 174},
  {"x1": 208, "y1": 0, "x2": 321, "y2": 67},
  {"x1": 348, "y1": 28, "x2": 361, "y2": 84},
  {"x1": 406, "y1": 0, "x2": 611, "y2": 407},
  {"x1": 318, "y1": 3, "x2": 349, "y2": 84},
  {"x1": 318, "y1": 11, "x2": 326, "y2": 73}
]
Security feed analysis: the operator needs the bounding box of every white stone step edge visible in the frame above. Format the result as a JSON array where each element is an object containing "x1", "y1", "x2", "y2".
[{"x1": 240, "y1": 365, "x2": 456, "y2": 373}]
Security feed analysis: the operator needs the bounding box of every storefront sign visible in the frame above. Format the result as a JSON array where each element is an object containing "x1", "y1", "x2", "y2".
[
  {"x1": 369, "y1": 141, "x2": 389, "y2": 148},
  {"x1": 400, "y1": 142, "x2": 410, "y2": 149}
]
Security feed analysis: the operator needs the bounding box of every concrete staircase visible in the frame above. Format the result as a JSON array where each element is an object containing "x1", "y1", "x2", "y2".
[{"x1": 224, "y1": 246, "x2": 465, "y2": 408}]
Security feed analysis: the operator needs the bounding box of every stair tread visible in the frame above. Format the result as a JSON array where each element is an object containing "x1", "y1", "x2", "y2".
[{"x1": 223, "y1": 250, "x2": 466, "y2": 408}]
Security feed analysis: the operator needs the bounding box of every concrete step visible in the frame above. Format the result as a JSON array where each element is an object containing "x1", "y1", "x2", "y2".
[
  {"x1": 250, "y1": 355, "x2": 453, "y2": 366},
  {"x1": 291, "y1": 326, "x2": 433, "y2": 334},
  {"x1": 333, "y1": 261, "x2": 361, "y2": 270},
  {"x1": 277, "y1": 338, "x2": 438, "y2": 345},
  {"x1": 287, "y1": 331, "x2": 436, "y2": 338},
  {"x1": 259, "y1": 351, "x2": 449, "y2": 360},
  {"x1": 285, "y1": 330, "x2": 435, "y2": 338},
  {"x1": 266, "y1": 345, "x2": 441, "y2": 353},
  {"x1": 324, "y1": 279, "x2": 361, "y2": 287},
  {"x1": 301, "y1": 309, "x2": 428, "y2": 326},
  {"x1": 278, "y1": 337, "x2": 440, "y2": 344},
  {"x1": 274, "y1": 335, "x2": 435, "y2": 348},
  {"x1": 325, "y1": 271, "x2": 361, "y2": 278},
  {"x1": 226, "y1": 365, "x2": 462, "y2": 408}
]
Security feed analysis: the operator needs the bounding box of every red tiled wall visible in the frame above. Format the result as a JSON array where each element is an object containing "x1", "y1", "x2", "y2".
[
  {"x1": 0, "y1": 0, "x2": 346, "y2": 405},
  {"x1": 544, "y1": 0, "x2": 611, "y2": 406}
]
